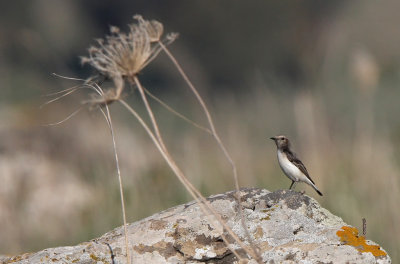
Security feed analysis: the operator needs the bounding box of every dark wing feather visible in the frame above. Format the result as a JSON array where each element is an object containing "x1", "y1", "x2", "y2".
[{"x1": 285, "y1": 150, "x2": 315, "y2": 184}]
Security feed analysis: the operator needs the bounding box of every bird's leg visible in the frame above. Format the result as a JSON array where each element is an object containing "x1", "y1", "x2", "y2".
[{"x1": 289, "y1": 181, "x2": 295, "y2": 189}]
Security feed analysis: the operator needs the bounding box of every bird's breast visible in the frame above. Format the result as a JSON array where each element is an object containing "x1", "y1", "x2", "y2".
[{"x1": 277, "y1": 150, "x2": 303, "y2": 181}]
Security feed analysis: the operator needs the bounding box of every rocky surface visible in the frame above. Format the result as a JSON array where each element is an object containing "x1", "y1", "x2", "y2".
[{"x1": 3, "y1": 188, "x2": 391, "y2": 263}]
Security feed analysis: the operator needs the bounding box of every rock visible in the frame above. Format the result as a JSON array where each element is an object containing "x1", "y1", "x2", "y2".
[{"x1": 3, "y1": 188, "x2": 391, "y2": 264}]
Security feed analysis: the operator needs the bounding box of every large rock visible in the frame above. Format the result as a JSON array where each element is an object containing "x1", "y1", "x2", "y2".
[{"x1": 3, "y1": 188, "x2": 391, "y2": 263}]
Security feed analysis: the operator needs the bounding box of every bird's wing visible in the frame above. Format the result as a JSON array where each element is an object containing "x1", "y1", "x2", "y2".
[{"x1": 285, "y1": 150, "x2": 315, "y2": 184}]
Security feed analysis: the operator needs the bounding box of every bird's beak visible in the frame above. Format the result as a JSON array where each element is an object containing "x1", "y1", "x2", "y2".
[{"x1": 270, "y1": 137, "x2": 276, "y2": 141}]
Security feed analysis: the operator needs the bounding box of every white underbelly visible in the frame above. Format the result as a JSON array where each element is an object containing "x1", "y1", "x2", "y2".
[{"x1": 277, "y1": 151, "x2": 310, "y2": 183}]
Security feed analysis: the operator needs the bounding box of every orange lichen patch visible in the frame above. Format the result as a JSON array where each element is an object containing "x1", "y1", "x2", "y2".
[{"x1": 336, "y1": 226, "x2": 387, "y2": 257}]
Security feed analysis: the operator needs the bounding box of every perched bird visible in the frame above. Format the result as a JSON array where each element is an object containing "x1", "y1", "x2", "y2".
[{"x1": 270, "y1": 135, "x2": 323, "y2": 196}]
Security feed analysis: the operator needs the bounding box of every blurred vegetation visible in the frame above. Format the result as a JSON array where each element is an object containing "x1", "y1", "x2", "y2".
[{"x1": 1, "y1": 0, "x2": 399, "y2": 262}]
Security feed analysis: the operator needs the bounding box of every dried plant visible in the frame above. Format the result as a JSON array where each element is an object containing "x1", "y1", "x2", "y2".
[
  {"x1": 153, "y1": 23, "x2": 261, "y2": 262},
  {"x1": 80, "y1": 16, "x2": 177, "y2": 106},
  {"x1": 47, "y1": 15, "x2": 262, "y2": 263},
  {"x1": 133, "y1": 14, "x2": 164, "y2": 42}
]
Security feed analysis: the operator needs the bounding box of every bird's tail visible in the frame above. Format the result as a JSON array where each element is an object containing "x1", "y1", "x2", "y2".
[
  {"x1": 311, "y1": 184, "x2": 323, "y2": 196},
  {"x1": 304, "y1": 178, "x2": 323, "y2": 196}
]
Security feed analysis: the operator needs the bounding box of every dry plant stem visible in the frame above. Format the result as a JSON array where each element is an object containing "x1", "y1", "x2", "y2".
[
  {"x1": 143, "y1": 88, "x2": 212, "y2": 134},
  {"x1": 41, "y1": 87, "x2": 80, "y2": 108},
  {"x1": 362, "y1": 218, "x2": 367, "y2": 236},
  {"x1": 159, "y1": 42, "x2": 240, "y2": 191},
  {"x1": 119, "y1": 100, "x2": 244, "y2": 261},
  {"x1": 45, "y1": 107, "x2": 83, "y2": 126},
  {"x1": 132, "y1": 78, "x2": 244, "y2": 258},
  {"x1": 47, "y1": 76, "x2": 131, "y2": 263},
  {"x1": 133, "y1": 76, "x2": 166, "y2": 152},
  {"x1": 102, "y1": 104, "x2": 131, "y2": 264},
  {"x1": 119, "y1": 100, "x2": 257, "y2": 262},
  {"x1": 78, "y1": 83, "x2": 131, "y2": 264},
  {"x1": 159, "y1": 42, "x2": 262, "y2": 262}
]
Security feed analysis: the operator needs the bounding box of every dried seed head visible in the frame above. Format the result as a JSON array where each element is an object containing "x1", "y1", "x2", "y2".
[
  {"x1": 87, "y1": 46, "x2": 100, "y2": 53},
  {"x1": 110, "y1": 26, "x2": 120, "y2": 34},
  {"x1": 95, "y1": 38, "x2": 104, "y2": 45},
  {"x1": 81, "y1": 15, "x2": 176, "y2": 106},
  {"x1": 83, "y1": 16, "x2": 170, "y2": 81},
  {"x1": 80, "y1": 56, "x2": 90, "y2": 65},
  {"x1": 85, "y1": 26, "x2": 150, "y2": 81},
  {"x1": 134, "y1": 14, "x2": 164, "y2": 42},
  {"x1": 166, "y1": 33, "x2": 179, "y2": 42}
]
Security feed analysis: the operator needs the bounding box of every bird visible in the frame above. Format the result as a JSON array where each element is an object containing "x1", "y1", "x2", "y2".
[{"x1": 270, "y1": 135, "x2": 323, "y2": 196}]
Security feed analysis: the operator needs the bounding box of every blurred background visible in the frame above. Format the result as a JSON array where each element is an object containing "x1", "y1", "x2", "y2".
[{"x1": 1, "y1": 0, "x2": 399, "y2": 261}]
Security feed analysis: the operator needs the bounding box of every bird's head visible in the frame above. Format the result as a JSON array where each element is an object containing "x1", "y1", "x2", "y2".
[{"x1": 270, "y1": 135, "x2": 290, "y2": 149}]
